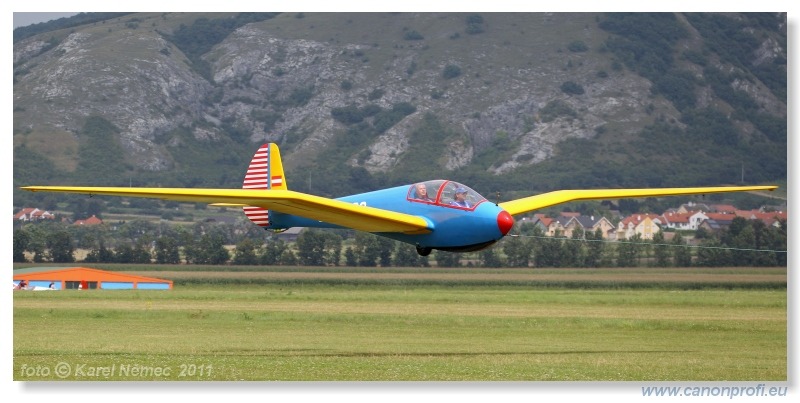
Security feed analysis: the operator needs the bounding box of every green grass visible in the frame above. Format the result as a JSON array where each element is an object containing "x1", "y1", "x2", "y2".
[{"x1": 13, "y1": 270, "x2": 786, "y2": 381}]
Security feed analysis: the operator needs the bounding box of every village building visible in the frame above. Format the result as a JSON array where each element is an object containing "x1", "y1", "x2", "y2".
[
  {"x1": 675, "y1": 201, "x2": 711, "y2": 214},
  {"x1": 569, "y1": 215, "x2": 616, "y2": 239},
  {"x1": 13, "y1": 207, "x2": 55, "y2": 222},
  {"x1": 274, "y1": 227, "x2": 304, "y2": 242},
  {"x1": 733, "y1": 209, "x2": 787, "y2": 227},
  {"x1": 559, "y1": 211, "x2": 581, "y2": 219},
  {"x1": 13, "y1": 267, "x2": 172, "y2": 290},
  {"x1": 751, "y1": 211, "x2": 787, "y2": 228},
  {"x1": 526, "y1": 214, "x2": 553, "y2": 234},
  {"x1": 544, "y1": 216, "x2": 568, "y2": 237},
  {"x1": 536, "y1": 213, "x2": 615, "y2": 239},
  {"x1": 74, "y1": 215, "x2": 104, "y2": 226},
  {"x1": 616, "y1": 213, "x2": 662, "y2": 240},
  {"x1": 700, "y1": 210, "x2": 786, "y2": 233},
  {"x1": 659, "y1": 211, "x2": 708, "y2": 231},
  {"x1": 709, "y1": 204, "x2": 737, "y2": 214},
  {"x1": 698, "y1": 212, "x2": 737, "y2": 233}
]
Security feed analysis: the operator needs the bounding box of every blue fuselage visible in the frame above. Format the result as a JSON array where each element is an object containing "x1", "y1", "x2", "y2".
[{"x1": 268, "y1": 183, "x2": 512, "y2": 250}]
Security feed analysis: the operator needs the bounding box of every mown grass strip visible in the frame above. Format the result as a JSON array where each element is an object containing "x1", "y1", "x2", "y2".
[
  {"x1": 167, "y1": 276, "x2": 786, "y2": 289},
  {"x1": 14, "y1": 270, "x2": 786, "y2": 381}
]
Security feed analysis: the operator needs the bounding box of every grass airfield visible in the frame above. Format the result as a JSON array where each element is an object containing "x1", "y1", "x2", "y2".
[{"x1": 13, "y1": 267, "x2": 786, "y2": 381}]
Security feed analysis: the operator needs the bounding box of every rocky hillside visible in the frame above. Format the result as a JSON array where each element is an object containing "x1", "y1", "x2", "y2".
[{"x1": 13, "y1": 12, "x2": 786, "y2": 201}]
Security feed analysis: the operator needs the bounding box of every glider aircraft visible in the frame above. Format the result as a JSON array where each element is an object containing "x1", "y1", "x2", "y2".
[{"x1": 23, "y1": 143, "x2": 777, "y2": 256}]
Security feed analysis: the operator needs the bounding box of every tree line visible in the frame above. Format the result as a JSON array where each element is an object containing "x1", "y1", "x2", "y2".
[{"x1": 13, "y1": 216, "x2": 785, "y2": 268}]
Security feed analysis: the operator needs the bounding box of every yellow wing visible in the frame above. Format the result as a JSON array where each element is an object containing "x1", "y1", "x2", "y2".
[
  {"x1": 21, "y1": 186, "x2": 431, "y2": 234},
  {"x1": 499, "y1": 185, "x2": 778, "y2": 216}
]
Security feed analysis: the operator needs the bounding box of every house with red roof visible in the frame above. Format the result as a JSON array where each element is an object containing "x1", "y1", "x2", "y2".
[
  {"x1": 14, "y1": 267, "x2": 172, "y2": 290},
  {"x1": 710, "y1": 204, "x2": 737, "y2": 214},
  {"x1": 74, "y1": 215, "x2": 104, "y2": 226},
  {"x1": 13, "y1": 208, "x2": 55, "y2": 222},
  {"x1": 734, "y1": 209, "x2": 761, "y2": 219},
  {"x1": 659, "y1": 211, "x2": 708, "y2": 231},
  {"x1": 676, "y1": 201, "x2": 711, "y2": 213},
  {"x1": 705, "y1": 212, "x2": 737, "y2": 224},
  {"x1": 544, "y1": 216, "x2": 567, "y2": 237},
  {"x1": 753, "y1": 211, "x2": 787, "y2": 228},
  {"x1": 528, "y1": 214, "x2": 554, "y2": 233},
  {"x1": 700, "y1": 210, "x2": 786, "y2": 232}
]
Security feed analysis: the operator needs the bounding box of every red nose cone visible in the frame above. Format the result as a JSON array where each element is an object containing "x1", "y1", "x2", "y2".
[{"x1": 497, "y1": 210, "x2": 515, "y2": 235}]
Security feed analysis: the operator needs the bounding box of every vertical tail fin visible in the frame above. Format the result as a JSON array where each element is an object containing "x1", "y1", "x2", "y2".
[{"x1": 242, "y1": 143, "x2": 287, "y2": 228}]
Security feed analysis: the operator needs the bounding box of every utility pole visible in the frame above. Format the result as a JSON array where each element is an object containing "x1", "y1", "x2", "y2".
[{"x1": 741, "y1": 162, "x2": 744, "y2": 184}]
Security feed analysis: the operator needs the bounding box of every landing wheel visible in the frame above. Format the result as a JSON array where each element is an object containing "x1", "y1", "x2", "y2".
[{"x1": 416, "y1": 246, "x2": 432, "y2": 256}]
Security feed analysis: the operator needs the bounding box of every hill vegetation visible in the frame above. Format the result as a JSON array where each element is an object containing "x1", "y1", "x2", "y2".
[
  {"x1": 12, "y1": 12, "x2": 133, "y2": 43},
  {"x1": 14, "y1": 12, "x2": 786, "y2": 207}
]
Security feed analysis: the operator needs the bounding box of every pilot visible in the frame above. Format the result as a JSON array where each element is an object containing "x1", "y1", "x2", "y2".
[
  {"x1": 414, "y1": 183, "x2": 434, "y2": 202},
  {"x1": 450, "y1": 187, "x2": 471, "y2": 208}
]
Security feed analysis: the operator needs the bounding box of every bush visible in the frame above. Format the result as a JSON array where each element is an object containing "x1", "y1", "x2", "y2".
[
  {"x1": 331, "y1": 104, "x2": 364, "y2": 125},
  {"x1": 403, "y1": 30, "x2": 424, "y2": 40},
  {"x1": 465, "y1": 14, "x2": 485, "y2": 35},
  {"x1": 466, "y1": 14, "x2": 484, "y2": 25},
  {"x1": 567, "y1": 40, "x2": 588, "y2": 52},
  {"x1": 442, "y1": 64, "x2": 462, "y2": 79},
  {"x1": 539, "y1": 99, "x2": 578, "y2": 122},
  {"x1": 288, "y1": 86, "x2": 314, "y2": 107},
  {"x1": 367, "y1": 88, "x2": 385, "y2": 100},
  {"x1": 560, "y1": 81, "x2": 585, "y2": 95}
]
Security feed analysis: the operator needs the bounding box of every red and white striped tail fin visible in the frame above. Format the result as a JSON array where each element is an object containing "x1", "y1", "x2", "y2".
[{"x1": 242, "y1": 143, "x2": 287, "y2": 228}]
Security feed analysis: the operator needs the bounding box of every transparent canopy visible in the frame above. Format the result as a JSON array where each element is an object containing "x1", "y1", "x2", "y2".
[{"x1": 407, "y1": 180, "x2": 486, "y2": 209}]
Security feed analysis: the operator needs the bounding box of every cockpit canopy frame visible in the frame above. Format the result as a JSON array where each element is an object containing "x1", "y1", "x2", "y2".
[{"x1": 407, "y1": 180, "x2": 486, "y2": 210}]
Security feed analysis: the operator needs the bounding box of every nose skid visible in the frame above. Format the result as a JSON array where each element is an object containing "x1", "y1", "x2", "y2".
[{"x1": 497, "y1": 210, "x2": 514, "y2": 235}]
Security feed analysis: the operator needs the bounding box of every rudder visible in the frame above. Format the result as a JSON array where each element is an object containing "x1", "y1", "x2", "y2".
[{"x1": 242, "y1": 143, "x2": 287, "y2": 228}]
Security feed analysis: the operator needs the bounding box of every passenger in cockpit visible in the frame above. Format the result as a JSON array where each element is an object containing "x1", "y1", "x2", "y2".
[
  {"x1": 413, "y1": 183, "x2": 434, "y2": 202},
  {"x1": 450, "y1": 187, "x2": 471, "y2": 208}
]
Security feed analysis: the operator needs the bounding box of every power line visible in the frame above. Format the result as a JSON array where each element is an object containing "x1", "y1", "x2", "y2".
[{"x1": 510, "y1": 234, "x2": 787, "y2": 254}]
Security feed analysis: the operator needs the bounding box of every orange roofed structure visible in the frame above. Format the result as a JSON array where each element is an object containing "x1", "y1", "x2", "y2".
[{"x1": 13, "y1": 267, "x2": 172, "y2": 290}]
